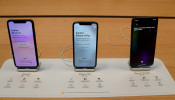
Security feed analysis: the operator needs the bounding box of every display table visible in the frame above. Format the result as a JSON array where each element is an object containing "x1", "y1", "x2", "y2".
[{"x1": 0, "y1": 58, "x2": 174, "y2": 98}]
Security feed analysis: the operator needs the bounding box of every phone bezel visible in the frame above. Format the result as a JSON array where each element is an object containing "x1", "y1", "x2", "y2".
[
  {"x1": 7, "y1": 19, "x2": 39, "y2": 68},
  {"x1": 73, "y1": 22, "x2": 98, "y2": 69}
]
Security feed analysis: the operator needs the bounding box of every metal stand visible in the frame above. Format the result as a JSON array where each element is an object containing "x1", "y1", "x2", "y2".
[
  {"x1": 130, "y1": 66, "x2": 151, "y2": 71},
  {"x1": 17, "y1": 62, "x2": 41, "y2": 72},
  {"x1": 74, "y1": 68, "x2": 96, "y2": 72},
  {"x1": 11, "y1": 48, "x2": 42, "y2": 72}
]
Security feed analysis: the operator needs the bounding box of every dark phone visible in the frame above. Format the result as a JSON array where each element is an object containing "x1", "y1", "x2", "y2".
[
  {"x1": 7, "y1": 19, "x2": 39, "y2": 69},
  {"x1": 130, "y1": 17, "x2": 158, "y2": 68},
  {"x1": 73, "y1": 22, "x2": 98, "y2": 69}
]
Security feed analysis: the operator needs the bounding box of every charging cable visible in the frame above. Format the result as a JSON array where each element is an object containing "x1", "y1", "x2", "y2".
[
  {"x1": 58, "y1": 44, "x2": 74, "y2": 68},
  {"x1": 105, "y1": 26, "x2": 131, "y2": 46}
]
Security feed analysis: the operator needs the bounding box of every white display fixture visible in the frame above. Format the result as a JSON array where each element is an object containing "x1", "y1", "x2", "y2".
[{"x1": 0, "y1": 58, "x2": 175, "y2": 97}]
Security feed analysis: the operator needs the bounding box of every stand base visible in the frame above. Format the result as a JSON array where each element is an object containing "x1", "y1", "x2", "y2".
[
  {"x1": 130, "y1": 66, "x2": 151, "y2": 71},
  {"x1": 17, "y1": 67, "x2": 39, "y2": 72},
  {"x1": 74, "y1": 68, "x2": 95, "y2": 72},
  {"x1": 17, "y1": 62, "x2": 41, "y2": 72}
]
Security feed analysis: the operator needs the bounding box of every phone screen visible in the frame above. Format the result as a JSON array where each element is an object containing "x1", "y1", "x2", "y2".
[
  {"x1": 73, "y1": 22, "x2": 98, "y2": 68},
  {"x1": 8, "y1": 20, "x2": 38, "y2": 67},
  {"x1": 130, "y1": 17, "x2": 158, "y2": 67}
]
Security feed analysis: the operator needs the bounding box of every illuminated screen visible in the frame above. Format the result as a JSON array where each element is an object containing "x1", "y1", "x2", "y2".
[
  {"x1": 130, "y1": 18, "x2": 158, "y2": 67},
  {"x1": 8, "y1": 21, "x2": 38, "y2": 67},
  {"x1": 73, "y1": 23, "x2": 97, "y2": 68}
]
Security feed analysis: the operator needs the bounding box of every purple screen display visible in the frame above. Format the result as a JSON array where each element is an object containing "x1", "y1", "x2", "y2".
[{"x1": 8, "y1": 21, "x2": 37, "y2": 67}]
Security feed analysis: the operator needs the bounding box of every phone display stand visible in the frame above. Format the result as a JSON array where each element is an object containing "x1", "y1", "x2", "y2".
[
  {"x1": 17, "y1": 62, "x2": 41, "y2": 72},
  {"x1": 0, "y1": 58, "x2": 175, "y2": 98},
  {"x1": 74, "y1": 68, "x2": 96, "y2": 72},
  {"x1": 130, "y1": 66, "x2": 151, "y2": 71},
  {"x1": 10, "y1": 49, "x2": 41, "y2": 72}
]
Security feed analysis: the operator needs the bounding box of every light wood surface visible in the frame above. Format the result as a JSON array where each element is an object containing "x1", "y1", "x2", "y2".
[
  {"x1": 0, "y1": 17, "x2": 175, "y2": 99},
  {"x1": 0, "y1": 0, "x2": 175, "y2": 17}
]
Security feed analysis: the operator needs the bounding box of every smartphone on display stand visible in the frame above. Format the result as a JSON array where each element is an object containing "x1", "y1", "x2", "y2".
[
  {"x1": 73, "y1": 22, "x2": 98, "y2": 72},
  {"x1": 130, "y1": 17, "x2": 158, "y2": 71},
  {"x1": 7, "y1": 20, "x2": 39, "y2": 71}
]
